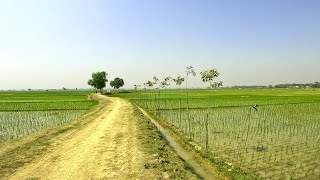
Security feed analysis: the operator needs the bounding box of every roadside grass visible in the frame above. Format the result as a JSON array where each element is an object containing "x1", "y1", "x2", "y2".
[{"x1": 134, "y1": 106, "x2": 200, "y2": 179}]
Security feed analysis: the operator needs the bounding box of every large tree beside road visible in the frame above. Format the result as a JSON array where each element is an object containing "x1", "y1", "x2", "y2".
[{"x1": 88, "y1": 71, "x2": 108, "y2": 93}]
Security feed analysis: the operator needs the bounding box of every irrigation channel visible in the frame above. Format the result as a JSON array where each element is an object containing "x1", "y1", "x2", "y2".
[{"x1": 137, "y1": 105, "x2": 223, "y2": 180}]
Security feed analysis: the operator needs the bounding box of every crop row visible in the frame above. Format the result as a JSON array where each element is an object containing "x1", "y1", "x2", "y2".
[
  {"x1": 0, "y1": 91, "x2": 97, "y2": 142},
  {"x1": 131, "y1": 90, "x2": 320, "y2": 110},
  {"x1": 158, "y1": 103, "x2": 320, "y2": 179},
  {"x1": 0, "y1": 91, "x2": 92, "y2": 102},
  {"x1": 0, "y1": 101, "x2": 98, "y2": 111},
  {"x1": 0, "y1": 110, "x2": 86, "y2": 141},
  {"x1": 131, "y1": 90, "x2": 320, "y2": 179}
]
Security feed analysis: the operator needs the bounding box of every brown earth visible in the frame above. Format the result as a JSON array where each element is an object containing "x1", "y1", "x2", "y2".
[{"x1": 7, "y1": 96, "x2": 156, "y2": 180}]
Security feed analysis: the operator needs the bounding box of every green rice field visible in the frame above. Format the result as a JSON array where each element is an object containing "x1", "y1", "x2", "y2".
[
  {"x1": 113, "y1": 88, "x2": 320, "y2": 179},
  {"x1": 0, "y1": 91, "x2": 97, "y2": 141}
]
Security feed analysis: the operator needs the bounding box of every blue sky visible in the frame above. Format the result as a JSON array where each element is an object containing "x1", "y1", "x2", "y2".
[{"x1": 0, "y1": 0, "x2": 319, "y2": 89}]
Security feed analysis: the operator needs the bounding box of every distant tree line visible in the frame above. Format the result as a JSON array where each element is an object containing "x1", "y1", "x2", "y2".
[
  {"x1": 230, "y1": 85, "x2": 268, "y2": 89},
  {"x1": 230, "y1": 82, "x2": 320, "y2": 89},
  {"x1": 273, "y1": 82, "x2": 320, "y2": 88}
]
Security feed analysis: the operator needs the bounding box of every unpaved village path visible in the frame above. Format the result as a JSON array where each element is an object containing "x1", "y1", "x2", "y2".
[{"x1": 8, "y1": 96, "x2": 146, "y2": 180}]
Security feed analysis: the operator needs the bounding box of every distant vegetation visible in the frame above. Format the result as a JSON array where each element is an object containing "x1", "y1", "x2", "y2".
[
  {"x1": 273, "y1": 81, "x2": 320, "y2": 88},
  {"x1": 231, "y1": 81, "x2": 320, "y2": 89}
]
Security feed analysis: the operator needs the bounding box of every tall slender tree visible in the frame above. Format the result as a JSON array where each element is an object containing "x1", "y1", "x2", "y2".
[
  {"x1": 159, "y1": 76, "x2": 172, "y2": 109},
  {"x1": 144, "y1": 81, "x2": 154, "y2": 108},
  {"x1": 173, "y1": 75, "x2": 185, "y2": 116},
  {"x1": 134, "y1": 84, "x2": 141, "y2": 101},
  {"x1": 185, "y1": 66, "x2": 196, "y2": 139},
  {"x1": 153, "y1": 76, "x2": 161, "y2": 111},
  {"x1": 186, "y1": 66, "x2": 196, "y2": 106}
]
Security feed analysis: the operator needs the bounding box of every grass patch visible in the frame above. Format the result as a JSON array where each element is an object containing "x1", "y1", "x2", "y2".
[{"x1": 133, "y1": 107, "x2": 200, "y2": 179}]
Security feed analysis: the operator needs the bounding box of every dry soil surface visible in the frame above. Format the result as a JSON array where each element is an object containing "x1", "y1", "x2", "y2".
[{"x1": 8, "y1": 96, "x2": 148, "y2": 180}]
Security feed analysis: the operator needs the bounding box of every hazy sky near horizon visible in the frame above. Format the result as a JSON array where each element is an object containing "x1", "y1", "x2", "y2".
[{"x1": 1, "y1": 0, "x2": 319, "y2": 89}]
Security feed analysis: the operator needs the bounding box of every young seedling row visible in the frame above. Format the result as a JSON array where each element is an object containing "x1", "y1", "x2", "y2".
[
  {"x1": 0, "y1": 91, "x2": 97, "y2": 142},
  {"x1": 129, "y1": 89, "x2": 320, "y2": 179}
]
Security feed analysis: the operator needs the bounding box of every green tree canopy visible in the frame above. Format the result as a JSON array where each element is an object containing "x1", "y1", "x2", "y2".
[
  {"x1": 110, "y1": 77, "x2": 124, "y2": 89},
  {"x1": 88, "y1": 71, "x2": 108, "y2": 93},
  {"x1": 173, "y1": 75, "x2": 185, "y2": 86},
  {"x1": 200, "y1": 68, "x2": 221, "y2": 88},
  {"x1": 144, "y1": 80, "x2": 154, "y2": 89}
]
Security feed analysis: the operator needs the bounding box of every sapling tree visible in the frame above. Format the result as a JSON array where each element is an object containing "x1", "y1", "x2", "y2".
[
  {"x1": 165, "y1": 76, "x2": 173, "y2": 108},
  {"x1": 186, "y1": 66, "x2": 196, "y2": 90},
  {"x1": 153, "y1": 76, "x2": 160, "y2": 102},
  {"x1": 160, "y1": 76, "x2": 172, "y2": 89},
  {"x1": 200, "y1": 68, "x2": 220, "y2": 88},
  {"x1": 134, "y1": 84, "x2": 141, "y2": 90},
  {"x1": 159, "y1": 80, "x2": 167, "y2": 109},
  {"x1": 186, "y1": 66, "x2": 196, "y2": 108},
  {"x1": 144, "y1": 80, "x2": 154, "y2": 89},
  {"x1": 173, "y1": 75, "x2": 185, "y2": 125},
  {"x1": 153, "y1": 76, "x2": 159, "y2": 87},
  {"x1": 160, "y1": 76, "x2": 172, "y2": 109},
  {"x1": 144, "y1": 80, "x2": 155, "y2": 108},
  {"x1": 164, "y1": 76, "x2": 172, "y2": 85},
  {"x1": 185, "y1": 66, "x2": 196, "y2": 139},
  {"x1": 153, "y1": 76, "x2": 162, "y2": 111},
  {"x1": 173, "y1": 75, "x2": 185, "y2": 89},
  {"x1": 160, "y1": 80, "x2": 168, "y2": 89},
  {"x1": 200, "y1": 68, "x2": 221, "y2": 108},
  {"x1": 211, "y1": 81, "x2": 223, "y2": 89},
  {"x1": 134, "y1": 84, "x2": 141, "y2": 101}
]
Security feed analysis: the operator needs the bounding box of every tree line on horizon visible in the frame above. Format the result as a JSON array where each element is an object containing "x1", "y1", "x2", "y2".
[{"x1": 231, "y1": 82, "x2": 320, "y2": 89}]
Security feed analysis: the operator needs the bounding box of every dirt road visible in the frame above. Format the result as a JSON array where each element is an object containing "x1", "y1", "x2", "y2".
[{"x1": 8, "y1": 96, "x2": 147, "y2": 180}]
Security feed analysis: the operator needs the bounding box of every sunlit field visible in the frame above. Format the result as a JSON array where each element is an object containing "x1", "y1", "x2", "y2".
[{"x1": 113, "y1": 88, "x2": 320, "y2": 179}]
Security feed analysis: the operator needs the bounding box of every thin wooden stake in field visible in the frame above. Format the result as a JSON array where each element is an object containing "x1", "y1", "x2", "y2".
[
  {"x1": 179, "y1": 97, "x2": 182, "y2": 126},
  {"x1": 206, "y1": 113, "x2": 209, "y2": 151}
]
